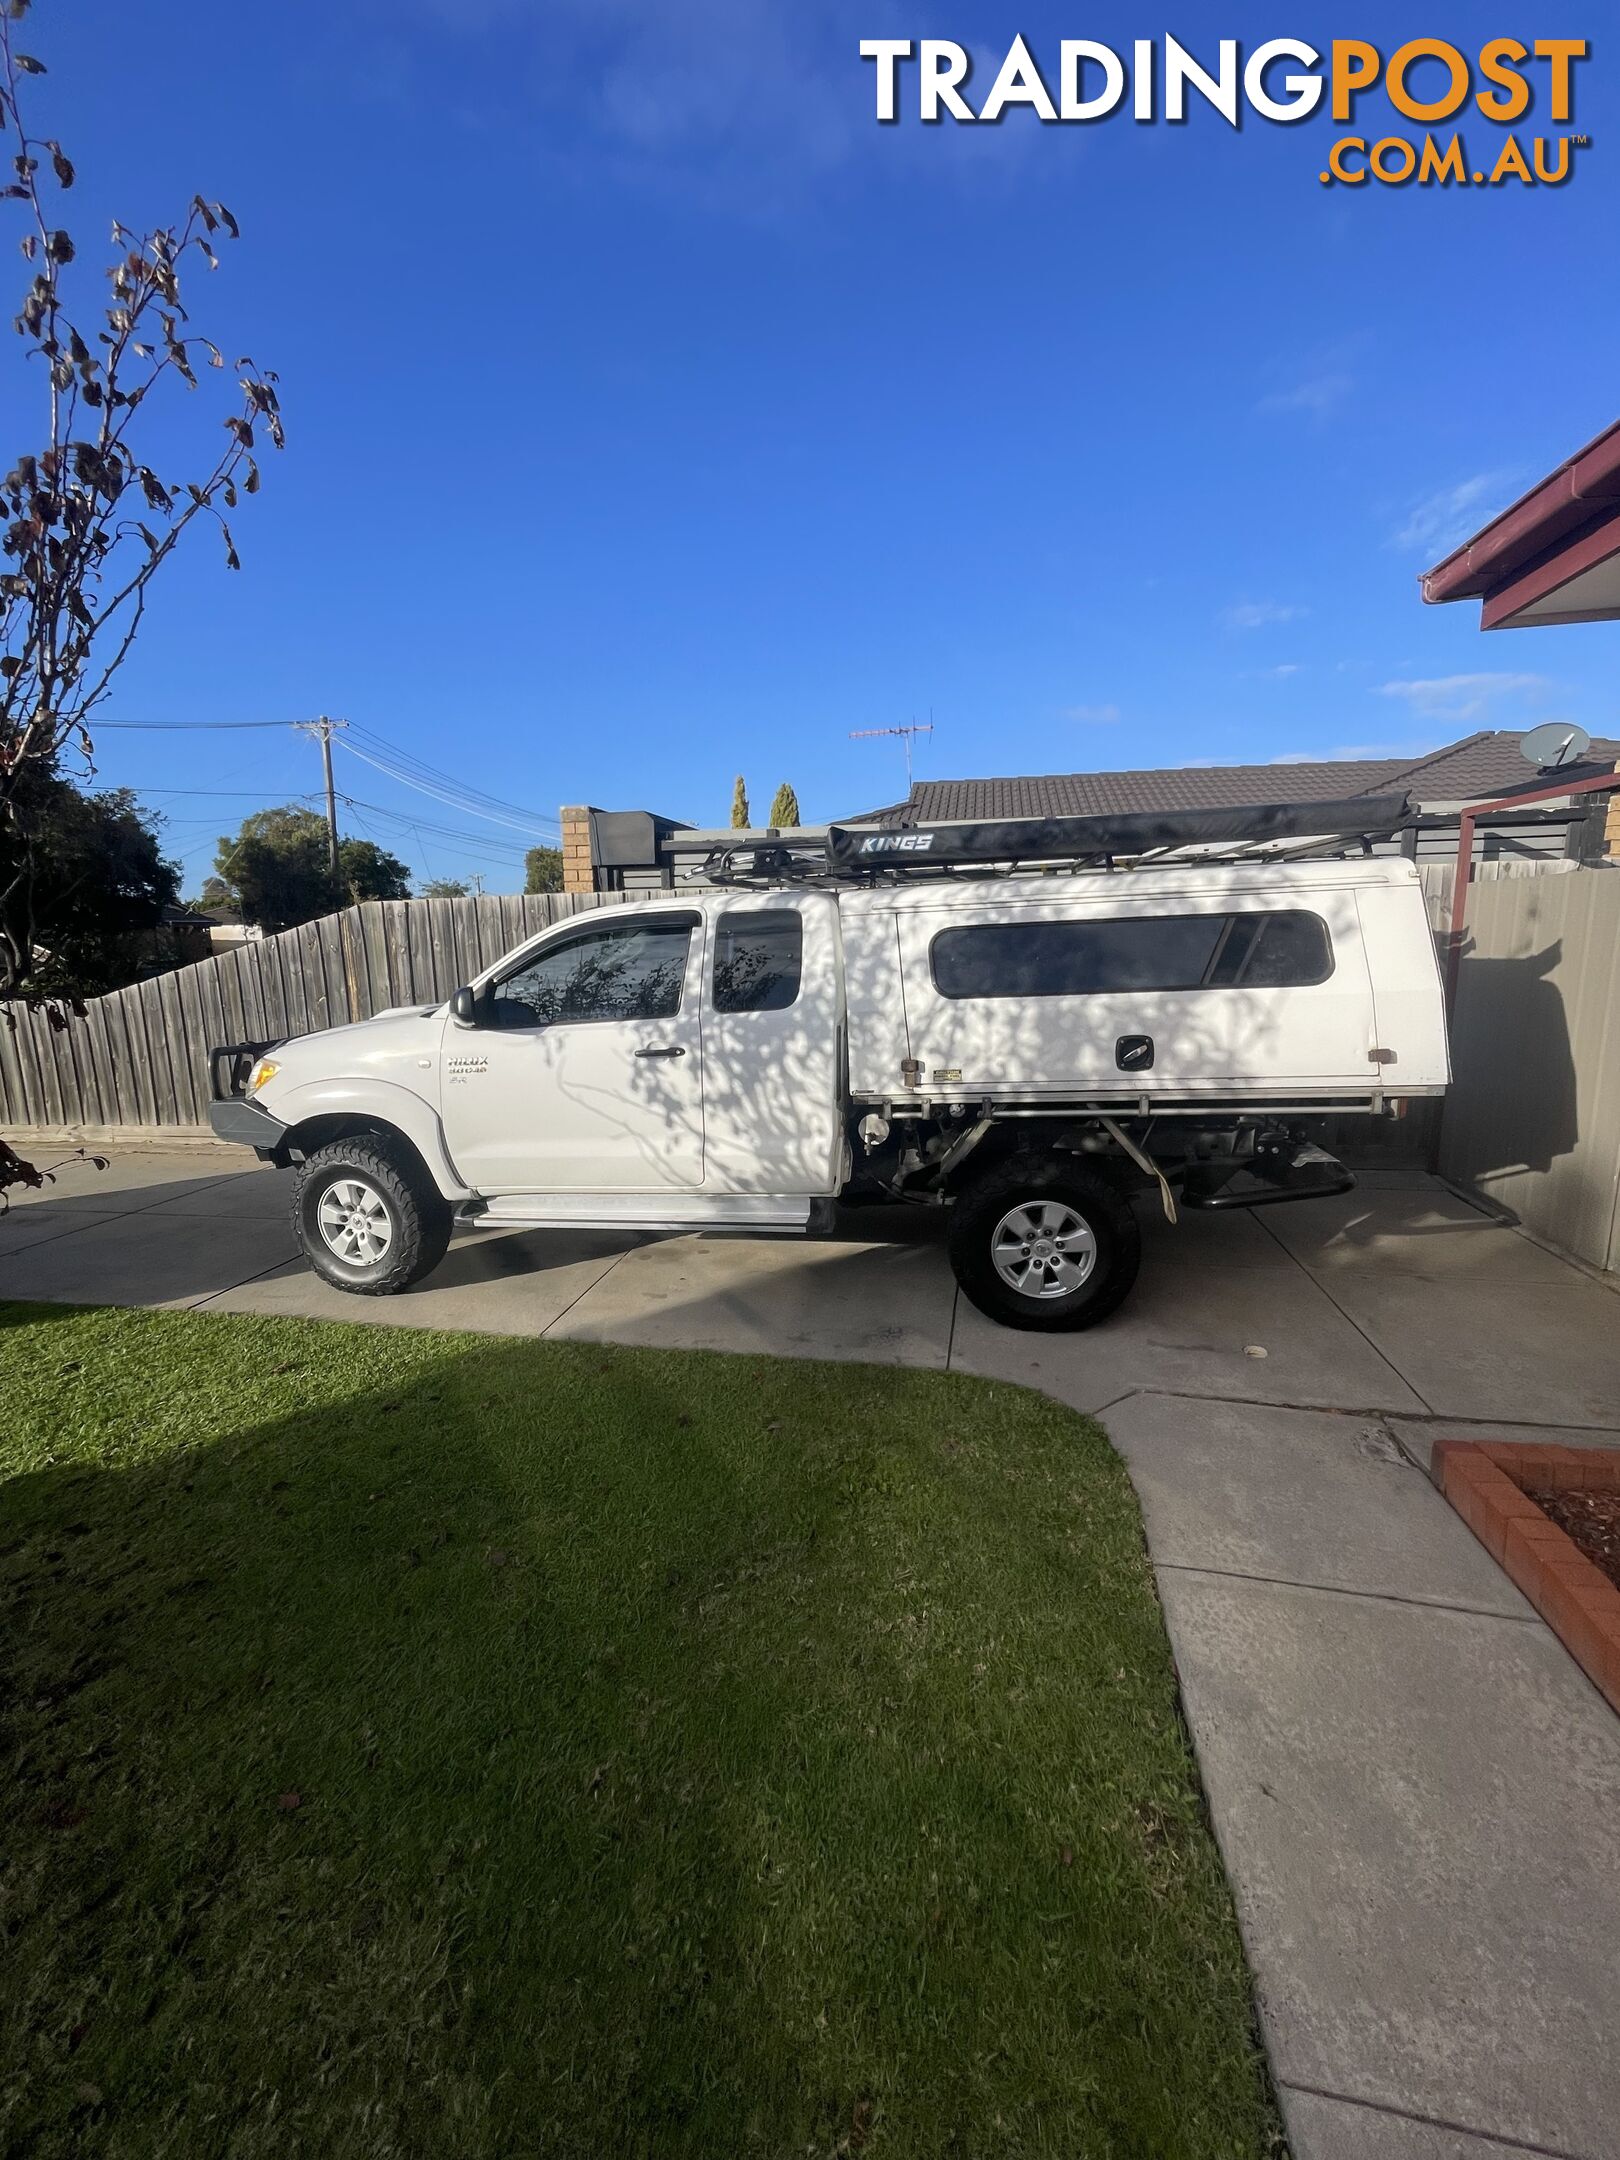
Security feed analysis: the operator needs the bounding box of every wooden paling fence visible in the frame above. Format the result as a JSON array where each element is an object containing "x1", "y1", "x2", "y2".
[{"x1": 0, "y1": 892, "x2": 626, "y2": 1138}]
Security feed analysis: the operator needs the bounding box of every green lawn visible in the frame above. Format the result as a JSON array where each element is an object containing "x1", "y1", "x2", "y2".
[{"x1": 0, "y1": 1300, "x2": 1281, "y2": 2159}]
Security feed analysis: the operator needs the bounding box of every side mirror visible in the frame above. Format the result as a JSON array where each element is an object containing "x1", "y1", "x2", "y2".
[{"x1": 450, "y1": 985, "x2": 479, "y2": 1026}]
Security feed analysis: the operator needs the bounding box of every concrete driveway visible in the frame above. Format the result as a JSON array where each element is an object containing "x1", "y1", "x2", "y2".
[{"x1": 6, "y1": 1146, "x2": 1620, "y2": 2160}]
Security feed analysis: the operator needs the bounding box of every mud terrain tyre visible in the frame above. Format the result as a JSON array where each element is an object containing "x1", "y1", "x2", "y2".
[
  {"x1": 294, "y1": 1134, "x2": 453, "y2": 1296},
  {"x1": 948, "y1": 1155, "x2": 1141, "y2": 1332}
]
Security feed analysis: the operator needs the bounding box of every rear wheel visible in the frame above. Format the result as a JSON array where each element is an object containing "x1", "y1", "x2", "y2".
[
  {"x1": 294, "y1": 1135, "x2": 452, "y2": 1296},
  {"x1": 948, "y1": 1156, "x2": 1141, "y2": 1331}
]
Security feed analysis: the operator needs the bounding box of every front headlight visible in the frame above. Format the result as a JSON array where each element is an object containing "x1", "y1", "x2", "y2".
[{"x1": 247, "y1": 1057, "x2": 280, "y2": 1094}]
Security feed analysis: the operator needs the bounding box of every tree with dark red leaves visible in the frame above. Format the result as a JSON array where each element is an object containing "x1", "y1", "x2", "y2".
[{"x1": 0, "y1": 0, "x2": 284, "y2": 1197}]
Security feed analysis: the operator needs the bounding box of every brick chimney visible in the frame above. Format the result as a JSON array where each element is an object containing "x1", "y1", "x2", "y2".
[{"x1": 559, "y1": 806, "x2": 596, "y2": 893}]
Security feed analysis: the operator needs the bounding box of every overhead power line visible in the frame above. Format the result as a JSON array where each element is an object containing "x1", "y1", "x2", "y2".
[
  {"x1": 336, "y1": 738, "x2": 559, "y2": 841},
  {"x1": 335, "y1": 791, "x2": 531, "y2": 857},
  {"x1": 88, "y1": 712, "x2": 562, "y2": 857},
  {"x1": 339, "y1": 733, "x2": 559, "y2": 833},
  {"x1": 92, "y1": 719, "x2": 301, "y2": 731},
  {"x1": 345, "y1": 722, "x2": 557, "y2": 828},
  {"x1": 94, "y1": 786, "x2": 319, "y2": 797},
  {"x1": 334, "y1": 794, "x2": 527, "y2": 868}
]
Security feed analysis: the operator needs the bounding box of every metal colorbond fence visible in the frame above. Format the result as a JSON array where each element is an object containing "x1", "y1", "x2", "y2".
[
  {"x1": 1440, "y1": 865, "x2": 1620, "y2": 1275},
  {"x1": 0, "y1": 892, "x2": 624, "y2": 1138},
  {"x1": 1415, "y1": 856, "x2": 1576, "y2": 928}
]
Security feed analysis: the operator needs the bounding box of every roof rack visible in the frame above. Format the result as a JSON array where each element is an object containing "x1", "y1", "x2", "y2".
[{"x1": 698, "y1": 793, "x2": 1416, "y2": 886}]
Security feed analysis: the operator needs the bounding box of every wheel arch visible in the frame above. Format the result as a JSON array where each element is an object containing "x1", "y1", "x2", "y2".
[
  {"x1": 270, "y1": 1078, "x2": 470, "y2": 1199},
  {"x1": 941, "y1": 1120, "x2": 1138, "y2": 1198},
  {"x1": 282, "y1": 1110, "x2": 403, "y2": 1160}
]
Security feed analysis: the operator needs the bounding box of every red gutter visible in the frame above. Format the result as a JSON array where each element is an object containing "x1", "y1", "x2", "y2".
[
  {"x1": 1478, "y1": 504, "x2": 1620, "y2": 629},
  {"x1": 1423, "y1": 418, "x2": 1620, "y2": 606},
  {"x1": 1444, "y1": 770, "x2": 1620, "y2": 1012}
]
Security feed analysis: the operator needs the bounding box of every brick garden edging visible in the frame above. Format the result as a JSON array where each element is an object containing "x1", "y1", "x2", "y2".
[{"x1": 1435, "y1": 1441, "x2": 1620, "y2": 1715}]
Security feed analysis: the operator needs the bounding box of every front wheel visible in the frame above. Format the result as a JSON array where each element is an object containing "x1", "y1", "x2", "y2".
[
  {"x1": 947, "y1": 1157, "x2": 1141, "y2": 1332},
  {"x1": 294, "y1": 1136, "x2": 452, "y2": 1296}
]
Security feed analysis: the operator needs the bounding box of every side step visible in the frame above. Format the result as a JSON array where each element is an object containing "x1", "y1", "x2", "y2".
[
  {"x1": 1181, "y1": 1143, "x2": 1356, "y2": 1212},
  {"x1": 463, "y1": 1193, "x2": 829, "y2": 1235}
]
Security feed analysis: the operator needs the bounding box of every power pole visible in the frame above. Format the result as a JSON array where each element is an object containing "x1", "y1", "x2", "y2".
[
  {"x1": 319, "y1": 718, "x2": 340, "y2": 887},
  {"x1": 295, "y1": 716, "x2": 348, "y2": 890}
]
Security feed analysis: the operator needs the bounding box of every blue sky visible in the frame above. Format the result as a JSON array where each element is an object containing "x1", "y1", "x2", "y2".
[{"x1": 22, "y1": 2, "x2": 1618, "y2": 890}]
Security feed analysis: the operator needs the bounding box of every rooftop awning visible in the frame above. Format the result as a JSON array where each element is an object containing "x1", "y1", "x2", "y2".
[{"x1": 826, "y1": 795, "x2": 1415, "y2": 868}]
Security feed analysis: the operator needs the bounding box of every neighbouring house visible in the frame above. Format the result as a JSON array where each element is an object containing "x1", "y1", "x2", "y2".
[
  {"x1": 1421, "y1": 417, "x2": 1620, "y2": 632},
  {"x1": 190, "y1": 902, "x2": 264, "y2": 955},
  {"x1": 559, "y1": 728, "x2": 1620, "y2": 895},
  {"x1": 22, "y1": 905, "x2": 216, "y2": 988},
  {"x1": 1422, "y1": 416, "x2": 1620, "y2": 856},
  {"x1": 124, "y1": 904, "x2": 218, "y2": 979},
  {"x1": 1415, "y1": 425, "x2": 1620, "y2": 1276}
]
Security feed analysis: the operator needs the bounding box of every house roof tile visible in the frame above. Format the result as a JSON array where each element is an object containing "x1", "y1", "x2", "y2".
[{"x1": 842, "y1": 732, "x2": 1620, "y2": 826}]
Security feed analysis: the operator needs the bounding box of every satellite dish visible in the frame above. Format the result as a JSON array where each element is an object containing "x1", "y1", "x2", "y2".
[{"x1": 1519, "y1": 721, "x2": 1591, "y2": 771}]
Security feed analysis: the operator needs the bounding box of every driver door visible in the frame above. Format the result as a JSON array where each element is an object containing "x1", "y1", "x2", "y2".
[{"x1": 441, "y1": 910, "x2": 705, "y2": 1194}]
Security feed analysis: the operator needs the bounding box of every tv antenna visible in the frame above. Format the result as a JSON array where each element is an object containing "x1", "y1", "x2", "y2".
[{"x1": 849, "y1": 718, "x2": 934, "y2": 789}]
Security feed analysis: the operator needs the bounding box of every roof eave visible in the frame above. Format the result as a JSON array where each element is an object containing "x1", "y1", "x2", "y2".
[{"x1": 1422, "y1": 417, "x2": 1620, "y2": 605}]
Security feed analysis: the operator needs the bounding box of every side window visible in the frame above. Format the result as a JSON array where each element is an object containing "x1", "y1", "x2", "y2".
[
  {"x1": 491, "y1": 918, "x2": 693, "y2": 1029},
  {"x1": 931, "y1": 916, "x2": 1223, "y2": 999},
  {"x1": 712, "y1": 911, "x2": 803, "y2": 1014},
  {"x1": 1211, "y1": 910, "x2": 1333, "y2": 988},
  {"x1": 929, "y1": 910, "x2": 1333, "y2": 999}
]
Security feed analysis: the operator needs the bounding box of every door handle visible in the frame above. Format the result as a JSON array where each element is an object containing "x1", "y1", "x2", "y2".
[{"x1": 634, "y1": 1045, "x2": 686, "y2": 1059}]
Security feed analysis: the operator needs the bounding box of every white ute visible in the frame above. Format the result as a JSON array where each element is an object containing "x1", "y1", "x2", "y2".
[{"x1": 209, "y1": 804, "x2": 1448, "y2": 1331}]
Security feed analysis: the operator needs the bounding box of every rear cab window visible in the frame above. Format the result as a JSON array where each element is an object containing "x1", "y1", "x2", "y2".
[{"x1": 712, "y1": 911, "x2": 803, "y2": 1013}]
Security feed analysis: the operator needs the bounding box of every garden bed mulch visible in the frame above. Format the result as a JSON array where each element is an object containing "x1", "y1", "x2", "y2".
[
  {"x1": 1435, "y1": 1440, "x2": 1620, "y2": 1717},
  {"x1": 1526, "y1": 1487, "x2": 1620, "y2": 1594}
]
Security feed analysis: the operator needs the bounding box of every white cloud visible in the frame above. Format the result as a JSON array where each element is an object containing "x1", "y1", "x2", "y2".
[
  {"x1": 392, "y1": 0, "x2": 987, "y2": 203},
  {"x1": 1224, "y1": 600, "x2": 1309, "y2": 631},
  {"x1": 1258, "y1": 371, "x2": 1353, "y2": 417},
  {"x1": 1376, "y1": 672, "x2": 1549, "y2": 720},
  {"x1": 1392, "y1": 472, "x2": 1515, "y2": 555},
  {"x1": 1260, "y1": 663, "x2": 1302, "y2": 679},
  {"x1": 1061, "y1": 702, "x2": 1121, "y2": 724}
]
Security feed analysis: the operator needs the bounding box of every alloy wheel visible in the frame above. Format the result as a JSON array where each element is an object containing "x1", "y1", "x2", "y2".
[
  {"x1": 315, "y1": 1177, "x2": 395, "y2": 1266},
  {"x1": 990, "y1": 1200, "x2": 1098, "y2": 1299}
]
